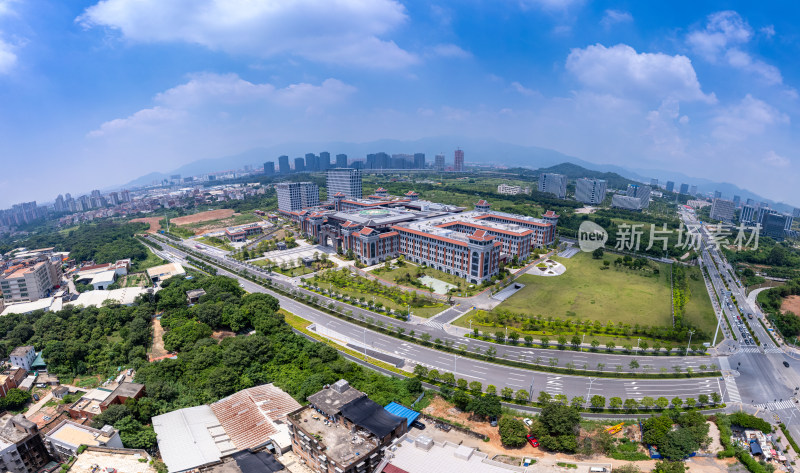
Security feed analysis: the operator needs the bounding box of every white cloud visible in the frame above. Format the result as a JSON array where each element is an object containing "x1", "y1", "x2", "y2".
[
  {"x1": 760, "y1": 25, "x2": 775, "y2": 38},
  {"x1": 600, "y1": 9, "x2": 633, "y2": 28},
  {"x1": 687, "y1": 10, "x2": 751, "y2": 60},
  {"x1": 428, "y1": 43, "x2": 471, "y2": 59},
  {"x1": 89, "y1": 73, "x2": 356, "y2": 137},
  {"x1": 510, "y1": 81, "x2": 537, "y2": 97},
  {"x1": 78, "y1": 0, "x2": 417, "y2": 69},
  {"x1": 687, "y1": 11, "x2": 782, "y2": 84},
  {"x1": 712, "y1": 94, "x2": 789, "y2": 141},
  {"x1": 88, "y1": 106, "x2": 184, "y2": 137},
  {"x1": 724, "y1": 49, "x2": 782, "y2": 85},
  {"x1": 0, "y1": 38, "x2": 15, "y2": 74},
  {"x1": 565, "y1": 43, "x2": 714, "y2": 103},
  {"x1": 645, "y1": 99, "x2": 687, "y2": 157},
  {"x1": 762, "y1": 150, "x2": 790, "y2": 168}
]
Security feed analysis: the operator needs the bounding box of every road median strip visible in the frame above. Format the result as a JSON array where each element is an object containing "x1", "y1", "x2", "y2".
[{"x1": 151, "y1": 235, "x2": 722, "y2": 380}]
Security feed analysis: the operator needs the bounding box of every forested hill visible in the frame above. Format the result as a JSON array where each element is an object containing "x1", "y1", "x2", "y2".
[
  {"x1": 0, "y1": 273, "x2": 423, "y2": 452},
  {"x1": 537, "y1": 163, "x2": 639, "y2": 189},
  {"x1": 0, "y1": 222, "x2": 149, "y2": 264}
]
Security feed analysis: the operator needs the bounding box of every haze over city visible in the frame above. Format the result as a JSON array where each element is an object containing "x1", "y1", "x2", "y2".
[{"x1": 1, "y1": 0, "x2": 799, "y2": 207}]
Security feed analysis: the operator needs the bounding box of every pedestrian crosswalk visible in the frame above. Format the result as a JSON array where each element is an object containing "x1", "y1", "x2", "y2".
[
  {"x1": 724, "y1": 376, "x2": 742, "y2": 403},
  {"x1": 739, "y1": 347, "x2": 761, "y2": 353},
  {"x1": 754, "y1": 400, "x2": 796, "y2": 411},
  {"x1": 545, "y1": 376, "x2": 564, "y2": 394},
  {"x1": 423, "y1": 320, "x2": 445, "y2": 330},
  {"x1": 764, "y1": 348, "x2": 784, "y2": 354}
]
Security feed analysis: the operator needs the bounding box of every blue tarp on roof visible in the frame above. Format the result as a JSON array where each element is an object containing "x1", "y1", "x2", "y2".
[
  {"x1": 750, "y1": 441, "x2": 763, "y2": 455},
  {"x1": 385, "y1": 402, "x2": 420, "y2": 427}
]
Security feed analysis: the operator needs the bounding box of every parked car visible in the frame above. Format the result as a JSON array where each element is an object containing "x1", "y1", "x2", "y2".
[
  {"x1": 526, "y1": 434, "x2": 539, "y2": 447},
  {"x1": 523, "y1": 418, "x2": 533, "y2": 427},
  {"x1": 490, "y1": 416, "x2": 498, "y2": 427}
]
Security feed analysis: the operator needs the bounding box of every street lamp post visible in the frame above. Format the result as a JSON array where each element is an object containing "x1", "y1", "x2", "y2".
[
  {"x1": 687, "y1": 330, "x2": 695, "y2": 352},
  {"x1": 636, "y1": 338, "x2": 640, "y2": 353},
  {"x1": 586, "y1": 378, "x2": 597, "y2": 406},
  {"x1": 528, "y1": 375, "x2": 535, "y2": 403}
]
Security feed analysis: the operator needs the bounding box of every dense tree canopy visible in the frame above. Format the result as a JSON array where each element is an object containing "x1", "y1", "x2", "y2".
[
  {"x1": 530, "y1": 403, "x2": 581, "y2": 453},
  {"x1": 3, "y1": 222, "x2": 149, "y2": 264}
]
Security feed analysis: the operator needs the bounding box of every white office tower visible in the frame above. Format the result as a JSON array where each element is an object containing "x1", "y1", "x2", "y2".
[
  {"x1": 276, "y1": 182, "x2": 320, "y2": 212},
  {"x1": 575, "y1": 178, "x2": 607, "y2": 205},
  {"x1": 326, "y1": 168, "x2": 362, "y2": 200},
  {"x1": 538, "y1": 173, "x2": 567, "y2": 199}
]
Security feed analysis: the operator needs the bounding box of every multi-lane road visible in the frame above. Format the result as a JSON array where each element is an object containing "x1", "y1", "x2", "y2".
[
  {"x1": 679, "y1": 208, "x2": 800, "y2": 437},
  {"x1": 148, "y1": 234, "x2": 728, "y2": 403},
  {"x1": 148, "y1": 224, "x2": 800, "y2": 433}
]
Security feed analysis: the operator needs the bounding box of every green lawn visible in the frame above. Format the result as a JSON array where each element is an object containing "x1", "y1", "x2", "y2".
[
  {"x1": 371, "y1": 263, "x2": 483, "y2": 296},
  {"x1": 197, "y1": 236, "x2": 235, "y2": 251},
  {"x1": 452, "y1": 252, "x2": 716, "y2": 344},
  {"x1": 312, "y1": 279, "x2": 446, "y2": 318},
  {"x1": 495, "y1": 252, "x2": 673, "y2": 326},
  {"x1": 132, "y1": 251, "x2": 167, "y2": 272},
  {"x1": 684, "y1": 265, "x2": 718, "y2": 336},
  {"x1": 253, "y1": 259, "x2": 325, "y2": 277},
  {"x1": 122, "y1": 273, "x2": 147, "y2": 287}
]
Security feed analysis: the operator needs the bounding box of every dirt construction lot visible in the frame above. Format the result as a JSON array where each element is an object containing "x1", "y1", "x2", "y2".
[
  {"x1": 131, "y1": 216, "x2": 162, "y2": 233},
  {"x1": 782, "y1": 295, "x2": 800, "y2": 316},
  {"x1": 170, "y1": 209, "x2": 235, "y2": 225},
  {"x1": 420, "y1": 396, "x2": 735, "y2": 473}
]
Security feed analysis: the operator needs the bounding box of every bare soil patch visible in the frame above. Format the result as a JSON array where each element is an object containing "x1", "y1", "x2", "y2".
[
  {"x1": 781, "y1": 296, "x2": 800, "y2": 316},
  {"x1": 212, "y1": 330, "x2": 236, "y2": 341},
  {"x1": 422, "y1": 395, "x2": 532, "y2": 457},
  {"x1": 131, "y1": 217, "x2": 162, "y2": 233},
  {"x1": 171, "y1": 209, "x2": 235, "y2": 226},
  {"x1": 149, "y1": 317, "x2": 168, "y2": 361}
]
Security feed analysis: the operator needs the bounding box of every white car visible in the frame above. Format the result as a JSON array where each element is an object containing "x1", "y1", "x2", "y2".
[{"x1": 523, "y1": 418, "x2": 533, "y2": 427}]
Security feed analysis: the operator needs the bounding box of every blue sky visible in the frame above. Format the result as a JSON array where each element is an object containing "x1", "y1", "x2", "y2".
[{"x1": 1, "y1": 0, "x2": 800, "y2": 207}]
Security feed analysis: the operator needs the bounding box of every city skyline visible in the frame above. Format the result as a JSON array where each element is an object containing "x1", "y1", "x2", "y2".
[{"x1": 1, "y1": 1, "x2": 800, "y2": 207}]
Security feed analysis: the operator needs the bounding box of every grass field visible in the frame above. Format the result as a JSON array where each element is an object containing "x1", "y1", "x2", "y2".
[
  {"x1": 132, "y1": 251, "x2": 167, "y2": 272},
  {"x1": 370, "y1": 263, "x2": 482, "y2": 296},
  {"x1": 684, "y1": 265, "x2": 717, "y2": 336},
  {"x1": 453, "y1": 252, "x2": 716, "y2": 343},
  {"x1": 197, "y1": 236, "x2": 235, "y2": 251},
  {"x1": 496, "y1": 252, "x2": 673, "y2": 326}
]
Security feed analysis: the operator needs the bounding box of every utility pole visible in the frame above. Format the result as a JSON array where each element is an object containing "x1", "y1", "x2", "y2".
[
  {"x1": 363, "y1": 327, "x2": 367, "y2": 360},
  {"x1": 712, "y1": 311, "x2": 722, "y2": 346},
  {"x1": 687, "y1": 330, "x2": 695, "y2": 352}
]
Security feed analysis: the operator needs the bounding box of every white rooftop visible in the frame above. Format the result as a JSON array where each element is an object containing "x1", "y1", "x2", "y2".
[
  {"x1": 152, "y1": 405, "x2": 230, "y2": 473},
  {"x1": 1, "y1": 298, "x2": 54, "y2": 316},
  {"x1": 90, "y1": 270, "x2": 117, "y2": 286},
  {"x1": 67, "y1": 287, "x2": 152, "y2": 308}
]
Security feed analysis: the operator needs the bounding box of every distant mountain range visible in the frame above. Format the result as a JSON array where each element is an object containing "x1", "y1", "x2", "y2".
[{"x1": 119, "y1": 136, "x2": 795, "y2": 213}]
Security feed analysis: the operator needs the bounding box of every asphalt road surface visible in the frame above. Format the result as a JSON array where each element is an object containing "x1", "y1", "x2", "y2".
[{"x1": 150, "y1": 235, "x2": 725, "y2": 403}]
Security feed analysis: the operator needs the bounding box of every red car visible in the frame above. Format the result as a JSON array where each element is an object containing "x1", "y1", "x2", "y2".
[{"x1": 526, "y1": 434, "x2": 539, "y2": 447}]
